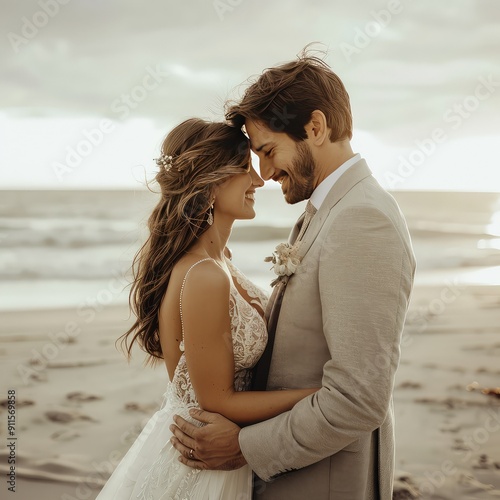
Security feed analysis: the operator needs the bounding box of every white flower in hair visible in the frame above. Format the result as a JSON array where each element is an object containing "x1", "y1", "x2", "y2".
[{"x1": 154, "y1": 154, "x2": 173, "y2": 170}]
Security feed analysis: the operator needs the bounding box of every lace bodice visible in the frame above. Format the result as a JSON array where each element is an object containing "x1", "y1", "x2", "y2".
[
  {"x1": 171, "y1": 258, "x2": 269, "y2": 408},
  {"x1": 96, "y1": 259, "x2": 265, "y2": 500}
]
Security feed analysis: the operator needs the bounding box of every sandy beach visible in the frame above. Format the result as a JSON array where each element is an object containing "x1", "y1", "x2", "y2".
[
  {"x1": 2, "y1": 279, "x2": 500, "y2": 499},
  {"x1": 1, "y1": 190, "x2": 500, "y2": 499},
  {"x1": 0, "y1": 305, "x2": 166, "y2": 499}
]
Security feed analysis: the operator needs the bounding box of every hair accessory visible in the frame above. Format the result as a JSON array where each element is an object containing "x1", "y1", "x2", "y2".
[
  {"x1": 207, "y1": 204, "x2": 214, "y2": 225},
  {"x1": 154, "y1": 154, "x2": 174, "y2": 170}
]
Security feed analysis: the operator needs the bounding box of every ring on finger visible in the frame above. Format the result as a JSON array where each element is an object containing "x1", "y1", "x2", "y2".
[{"x1": 189, "y1": 448, "x2": 194, "y2": 459}]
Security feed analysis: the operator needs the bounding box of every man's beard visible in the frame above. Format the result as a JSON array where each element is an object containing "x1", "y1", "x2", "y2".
[{"x1": 283, "y1": 141, "x2": 316, "y2": 204}]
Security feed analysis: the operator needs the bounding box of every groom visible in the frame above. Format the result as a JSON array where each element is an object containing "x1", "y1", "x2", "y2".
[{"x1": 170, "y1": 54, "x2": 416, "y2": 499}]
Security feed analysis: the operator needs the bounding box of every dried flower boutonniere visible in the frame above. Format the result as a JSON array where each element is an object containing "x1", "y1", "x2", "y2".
[{"x1": 264, "y1": 242, "x2": 302, "y2": 287}]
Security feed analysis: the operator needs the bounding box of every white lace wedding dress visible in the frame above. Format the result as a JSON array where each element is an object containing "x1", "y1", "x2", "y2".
[{"x1": 96, "y1": 258, "x2": 268, "y2": 499}]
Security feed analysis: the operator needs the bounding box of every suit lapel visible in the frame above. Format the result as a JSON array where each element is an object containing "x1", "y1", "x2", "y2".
[
  {"x1": 296, "y1": 159, "x2": 372, "y2": 260},
  {"x1": 265, "y1": 160, "x2": 371, "y2": 318},
  {"x1": 264, "y1": 212, "x2": 305, "y2": 321}
]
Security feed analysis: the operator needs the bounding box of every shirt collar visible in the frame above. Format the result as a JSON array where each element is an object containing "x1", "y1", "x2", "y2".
[{"x1": 310, "y1": 154, "x2": 361, "y2": 210}]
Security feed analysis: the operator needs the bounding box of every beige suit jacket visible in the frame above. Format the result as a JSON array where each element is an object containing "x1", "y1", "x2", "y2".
[{"x1": 239, "y1": 160, "x2": 416, "y2": 500}]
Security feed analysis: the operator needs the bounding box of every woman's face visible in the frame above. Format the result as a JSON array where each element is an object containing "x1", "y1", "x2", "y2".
[{"x1": 214, "y1": 161, "x2": 264, "y2": 221}]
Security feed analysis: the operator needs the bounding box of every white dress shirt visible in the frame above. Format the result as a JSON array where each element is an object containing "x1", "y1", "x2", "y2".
[{"x1": 309, "y1": 153, "x2": 361, "y2": 210}]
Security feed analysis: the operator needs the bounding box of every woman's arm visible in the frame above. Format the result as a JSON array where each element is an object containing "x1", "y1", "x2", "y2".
[{"x1": 179, "y1": 260, "x2": 319, "y2": 426}]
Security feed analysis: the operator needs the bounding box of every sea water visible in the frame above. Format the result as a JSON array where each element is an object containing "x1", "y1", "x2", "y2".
[{"x1": 0, "y1": 189, "x2": 499, "y2": 311}]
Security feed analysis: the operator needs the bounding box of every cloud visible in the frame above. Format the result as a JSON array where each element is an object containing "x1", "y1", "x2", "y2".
[{"x1": 1, "y1": 0, "x2": 499, "y2": 188}]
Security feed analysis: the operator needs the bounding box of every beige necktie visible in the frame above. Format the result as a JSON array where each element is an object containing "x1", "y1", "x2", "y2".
[
  {"x1": 294, "y1": 200, "x2": 317, "y2": 244},
  {"x1": 252, "y1": 200, "x2": 317, "y2": 390}
]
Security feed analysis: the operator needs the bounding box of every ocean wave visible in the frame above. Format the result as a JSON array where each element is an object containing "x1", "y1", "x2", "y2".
[
  {"x1": 0, "y1": 244, "x2": 134, "y2": 281},
  {"x1": 408, "y1": 221, "x2": 499, "y2": 239},
  {"x1": 0, "y1": 217, "x2": 140, "y2": 248},
  {"x1": 0, "y1": 218, "x2": 294, "y2": 248},
  {"x1": 0, "y1": 269, "x2": 132, "y2": 280},
  {"x1": 1, "y1": 214, "x2": 496, "y2": 250}
]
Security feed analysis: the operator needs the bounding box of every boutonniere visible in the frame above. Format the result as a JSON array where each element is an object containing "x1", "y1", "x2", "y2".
[{"x1": 264, "y1": 242, "x2": 302, "y2": 287}]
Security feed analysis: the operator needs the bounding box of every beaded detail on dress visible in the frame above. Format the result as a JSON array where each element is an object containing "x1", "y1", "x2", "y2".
[
  {"x1": 171, "y1": 258, "x2": 268, "y2": 407},
  {"x1": 95, "y1": 258, "x2": 266, "y2": 499}
]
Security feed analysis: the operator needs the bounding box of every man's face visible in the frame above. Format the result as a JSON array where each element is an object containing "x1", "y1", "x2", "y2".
[{"x1": 245, "y1": 119, "x2": 316, "y2": 204}]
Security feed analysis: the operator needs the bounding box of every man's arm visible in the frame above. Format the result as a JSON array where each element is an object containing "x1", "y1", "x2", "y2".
[
  {"x1": 170, "y1": 410, "x2": 246, "y2": 471},
  {"x1": 171, "y1": 205, "x2": 414, "y2": 476},
  {"x1": 237, "y1": 205, "x2": 414, "y2": 480}
]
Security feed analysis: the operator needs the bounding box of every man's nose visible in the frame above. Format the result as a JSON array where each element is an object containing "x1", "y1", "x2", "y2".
[{"x1": 257, "y1": 158, "x2": 275, "y2": 181}]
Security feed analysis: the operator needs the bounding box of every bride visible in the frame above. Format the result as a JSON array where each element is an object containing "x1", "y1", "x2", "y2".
[{"x1": 96, "y1": 118, "x2": 318, "y2": 499}]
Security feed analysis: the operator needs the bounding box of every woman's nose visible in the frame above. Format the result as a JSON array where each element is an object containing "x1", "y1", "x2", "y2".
[{"x1": 250, "y1": 166, "x2": 265, "y2": 187}]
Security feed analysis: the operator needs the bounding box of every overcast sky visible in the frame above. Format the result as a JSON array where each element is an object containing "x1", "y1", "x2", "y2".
[{"x1": 1, "y1": 0, "x2": 499, "y2": 190}]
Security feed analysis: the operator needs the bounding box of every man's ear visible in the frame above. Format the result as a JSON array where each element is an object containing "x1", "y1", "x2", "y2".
[{"x1": 306, "y1": 110, "x2": 329, "y2": 146}]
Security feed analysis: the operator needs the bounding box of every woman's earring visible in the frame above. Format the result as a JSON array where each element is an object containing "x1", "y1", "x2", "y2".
[{"x1": 207, "y1": 204, "x2": 214, "y2": 225}]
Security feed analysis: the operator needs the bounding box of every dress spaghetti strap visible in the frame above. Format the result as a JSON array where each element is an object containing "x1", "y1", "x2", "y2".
[{"x1": 178, "y1": 258, "x2": 214, "y2": 352}]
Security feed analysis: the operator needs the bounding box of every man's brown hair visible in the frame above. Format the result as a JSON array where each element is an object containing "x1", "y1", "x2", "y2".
[{"x1": 226, "y1": 50, "x2": 353, "y2": 143}]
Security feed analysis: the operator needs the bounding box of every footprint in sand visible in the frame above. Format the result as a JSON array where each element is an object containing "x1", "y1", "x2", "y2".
[
  {"x1": 45, "y1": 410, "x2": 97, "y2": 423},
  {"x1": 0, "y1": 399, "x2": 35, "y2": 408},
  {"x1": 397, "y1": 381, "x2": 423, "y2": 390},
  {"x1": 51, "y1": 429, "x2": 81, "y2": 441},
  {"x1": 124, "y1": 402, "x2": 157, "y2": 413},
  {"x1": 450, "y1": 366, "x2": 467, "y2": 373},
  {"x1": 392, "y1": 471, "x2": 419, "y2": 499},
  {"x1": 473, "y1": 454, "x2": 500, "y2": 471},
  {"x1": 452, "y1": 438, "x2": 470, "y2": 451},
  {"x1": 22, "y1": 370, "x2": 48, "y2": 383},
  {"x1": 474, "y1": 367, "x2": 500, "y2": 375},
  {"x1": 66, "y1": 391, "x2": 102, "y2": 402},
  {"x1": 458, "y1": 472, "x2": 495, "y2": 492},
  {"x1": 440, "y1": 425, "x2": 461, "y2": 433}
]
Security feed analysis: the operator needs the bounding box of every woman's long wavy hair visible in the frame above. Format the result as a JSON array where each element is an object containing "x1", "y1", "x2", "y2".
[{"x1": 118, "y1": 118, "x2": 250, "y2": 365}]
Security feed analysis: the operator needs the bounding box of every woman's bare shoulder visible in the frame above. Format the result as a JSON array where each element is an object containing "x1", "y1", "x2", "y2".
[{"x1": 171, "y1": 256, "x2": 229, "y2": 295}]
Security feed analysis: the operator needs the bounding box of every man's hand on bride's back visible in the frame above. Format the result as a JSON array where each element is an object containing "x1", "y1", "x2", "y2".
[{"x1": 170, "y1": 409, "x2": 247, "y2": 471}]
